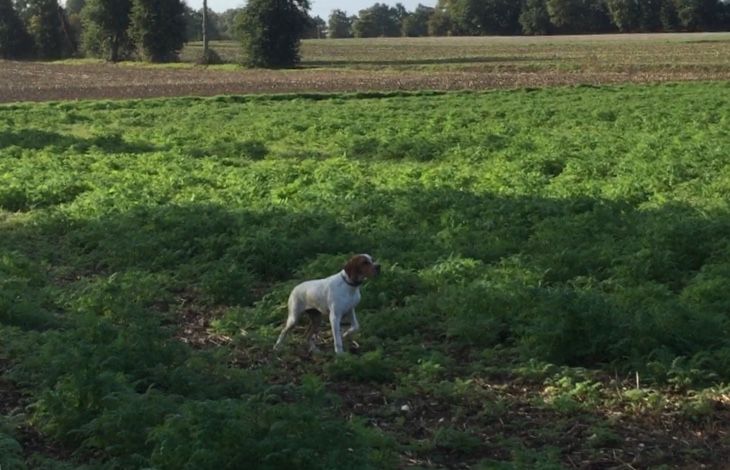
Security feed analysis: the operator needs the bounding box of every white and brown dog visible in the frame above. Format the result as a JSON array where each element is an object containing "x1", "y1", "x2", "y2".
[{"x1": 274, "y1": 254, "x2": 380, "y2": 354}]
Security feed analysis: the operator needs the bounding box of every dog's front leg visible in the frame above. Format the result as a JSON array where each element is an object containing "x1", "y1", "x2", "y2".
[
  {"x1": 329, "y1": 308, "x2": 344, "y2": 354},
  {"x1": 342, "y1": 309, "x2": 359, "y2": 339}
]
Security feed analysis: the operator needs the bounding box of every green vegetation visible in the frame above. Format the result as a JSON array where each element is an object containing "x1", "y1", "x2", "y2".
[
  {"x1": 2, "y1": 82, "x2": 730, "y2": 467},
  {"x1": 236, "y1": 0, "x2": 311, "y2": 67},
  {"x1": 0, "y1": 0, "x2": 34, "y2": 59}
]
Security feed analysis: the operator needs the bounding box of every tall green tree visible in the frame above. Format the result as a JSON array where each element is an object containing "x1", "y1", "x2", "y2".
[
  {"x1": 606, "y1": 0, "x2": 640, "y2": 31},
  {"x1": 25, "y1": 0, "x2": 64, "y2": 58},
  {"x1": 0, "y1": 0, "x2": 34, "y2": 58},
  {"x1": 65, "y1": 0, "x2": 85, "y2": 14},
  {"x1": 547, "y1": 0, "x2": 611, "y2": 33},
  {"x1": 479, "y1": 0, "x2": 524, "y2": 34},
  {"x1": 659, "y1": 0, "x2": 681, "y2": 30},
  {"x1": 674, "y1": 0, "x2": 722, "y2": 30},
  {"x1": 129, "y1": 0, "x2": 186, "y2": 62},
  {"x1": 637, "y1": 0, "x2": 663, "y2": 31},
  {"x1": 236, "y1": 0, "x2": 310, "y2": 68},
  {"x1": 428, "y1": 0, "x2": 453, "y2": 35},
  {"x1": 183, "y1": 5, "x2": 221, "y2": 42},
  {"x1": 328, "y1": 9, "x2": 353, "y2": 38},
  {"x1": 402, "y1": 4, "x2": 434, "y2": 36},
  {"x1": 546, "y1": 0, "x2": 583, "y2": 31},
  {"x1": 64, "y1": 0, "x2": 85, "y2": 47},
  {"x1": 353, "y1": 3, "x2": 402, "y2": 37},
  {"x1": 520, "y1": 0, "x2": 551, "y2": 34},
  {"x1": 303, "y1": 15, "x2": 326, "y2": 38},
  {"x1": 217, "y1": 8, "x2": 241, "y2": 39},
  {"x1": 81, "y1": 0, "x2": 133, "y2": 61}
]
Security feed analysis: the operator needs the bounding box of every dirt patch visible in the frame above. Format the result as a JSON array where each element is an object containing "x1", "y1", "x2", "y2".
[{"x1": 2, "y1": 60, "x2": 730, "y2": 103}]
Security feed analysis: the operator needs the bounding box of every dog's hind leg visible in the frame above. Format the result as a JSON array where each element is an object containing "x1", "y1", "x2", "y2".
[
  {"x1": 274, "y1": 301, "x2": 301, "y2": 351},
  {"x1": 274, "y1": 315, "x2": 297, "y2": 351},
  {"x1": 305, "y1": 310, "x2": 322, "y2": 353}
]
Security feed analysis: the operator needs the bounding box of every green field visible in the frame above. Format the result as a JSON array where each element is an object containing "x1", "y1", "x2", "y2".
[{"x1": 2, "y1": 82, "x2": 730, "y2": 468}]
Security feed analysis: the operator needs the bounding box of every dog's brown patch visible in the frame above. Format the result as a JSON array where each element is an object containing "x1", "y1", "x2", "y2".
[{"x1": 344, "y1": 254, "x2": 377, "y2": 283}]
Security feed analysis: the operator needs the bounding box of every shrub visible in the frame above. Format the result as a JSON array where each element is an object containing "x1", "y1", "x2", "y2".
[
  {"x1": 326, "y1": 350, "x2": 395, "y2": 383},
  {"x1": 149, "y1": 376, "x2": 392, "y2": 469}
]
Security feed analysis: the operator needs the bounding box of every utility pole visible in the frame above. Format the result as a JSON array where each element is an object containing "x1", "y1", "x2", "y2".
[{"x1": 202, "y1": 0, "x2": 209, "y2": 63}]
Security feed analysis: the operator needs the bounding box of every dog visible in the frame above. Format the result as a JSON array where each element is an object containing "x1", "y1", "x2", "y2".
[{"x1": 274, "y1": 254, "x2": 380, "y2": 354}]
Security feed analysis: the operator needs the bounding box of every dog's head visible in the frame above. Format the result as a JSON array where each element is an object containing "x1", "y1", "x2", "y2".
[{"x1": 344, "y1": 254, "x2": 381, "y2": 285}]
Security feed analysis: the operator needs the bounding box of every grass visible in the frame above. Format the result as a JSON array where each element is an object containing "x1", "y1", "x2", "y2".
[{"x1": 2, "y1": 82, "x2": 730, "y2": 467}]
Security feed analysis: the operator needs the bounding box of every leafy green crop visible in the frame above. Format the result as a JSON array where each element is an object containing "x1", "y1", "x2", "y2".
[{"x1": 1, "y1": 82, "x2": 730, "y2": 467}]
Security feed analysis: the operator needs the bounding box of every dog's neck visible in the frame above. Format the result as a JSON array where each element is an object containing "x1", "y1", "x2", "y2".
[{"x1": 340, "y1": 270, "x2": 362, "y2": 287}]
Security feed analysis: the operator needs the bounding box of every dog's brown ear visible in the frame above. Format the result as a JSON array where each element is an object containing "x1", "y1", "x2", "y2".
[{"x1": 344, "y1": 255, "x2": 361, "y2": 280}]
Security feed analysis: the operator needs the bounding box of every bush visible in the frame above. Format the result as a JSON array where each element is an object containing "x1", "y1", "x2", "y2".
[
  {"x1": 326, "y1": 350, "x2": 395, "y2": 383},
  {"x1": 149, "y1": 376, "x2": 392, "y2": 469}
]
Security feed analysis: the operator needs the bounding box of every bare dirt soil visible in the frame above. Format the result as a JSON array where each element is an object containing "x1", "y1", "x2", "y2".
[
  {"x1": 1, "y1": 55, "x2": 729, "y2": 103},
  {"x1": 3, "y1": 34, "x2": 730, "y2": 103}
]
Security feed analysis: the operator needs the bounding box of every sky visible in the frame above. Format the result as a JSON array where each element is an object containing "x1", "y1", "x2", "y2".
[{"x1": 183, "y1": 0, "x2": 437, "y2": 20}]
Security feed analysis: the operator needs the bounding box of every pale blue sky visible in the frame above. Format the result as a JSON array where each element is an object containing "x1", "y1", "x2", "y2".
[{"x1": 183, "y1": 1, "x2": 436, "y2": 20}]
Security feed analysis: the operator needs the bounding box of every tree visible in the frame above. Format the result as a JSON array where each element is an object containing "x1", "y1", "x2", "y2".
[
  {"x1": 217, "y1": 8, "x2": 242, "y2": 39},
  {"x1": 353, "y1": 3, "x2": 402, "y2": 37},
  {"x1": 446, "y1": 0, "x2": 482, "y2": 34},
  {"x1": 184, "y1": 5, "x2": 203, "y2": 41},
  {"x1": 659, "y1": 0, "x2": 681, "y2": 30},
  {"x1": 129, "y1": 0, "x2": 186, "y2": 62},
  {"x1": 236, "y1": 0, "x2": 310, "y2": 68},
  {"x1": 428, "y1": 1, "x2": 453, "y2": 35},
  {"x1": 674, "y1": 0, "x2": 722, "y2": 30},
  {"x1": 547, "y1": 0, "x2": 612, "y2": 33},
  {"x1": 722, "y1": 0, "x2": 730, "y2": 30},
  {"x1": 0, "y1": 0, "x2": 34, "y2": 58},
  {"x1": 303, "y1": 15, "x2": 326, "y2": 38},
  {"x1": 328, "y1": 9, "x2": 353, "y2": 38},
  {"x1": 436, "y1": 0, "x2": 524, "y2": 35},
  {"x1": 479, "y1": 0, "x2": 524, "y2": 34},
  {"x1": 520, "y1": 0, "x2": 551, "y2": 34},
  {"x1": 64, "y1": 0, "x2": 85, "y2": 46},
  {"x1": 81, "y1": 0, "x2": 133, "y2": 61},
  {"x1": 65, "y1": 0, "x2": 85, "y2": 14},
  {"x1": 637, "y1": 0, "x2": 663, "y2": 31},
  {"x1": 606, "y1": 0, "x2": 640, "y2": 31},
  {"x1": 546, "y1": 0, "x2": 583, "y2": 31},
  {"x1": 25, "y1": 0, "x2": 64, "y2": 59},
  {"x1": 402, "y1": 4, "x2": 434, "y2": 36}
]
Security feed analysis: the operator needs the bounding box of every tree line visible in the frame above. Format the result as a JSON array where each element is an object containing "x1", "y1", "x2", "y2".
[
  {"x1": 2, "y1": 0, "x2": 729, "y2": 63},
  {"x1": 328, "y1": 0, "x2": 730, "y2": 38},
  {"x1": 0, "y1": 0, "x2": 187, "y2": 61}
]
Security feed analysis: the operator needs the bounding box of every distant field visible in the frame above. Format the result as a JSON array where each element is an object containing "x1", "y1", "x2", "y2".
[
  {"x1": 185, "y1": 33, "x2": 730, "y2": 72},
  {"x1": 2, "y1": 82, "x2": 730, "y2": 468},
  {"x1": 1, "y1": 33, "x2": 730, "y2": 102}
]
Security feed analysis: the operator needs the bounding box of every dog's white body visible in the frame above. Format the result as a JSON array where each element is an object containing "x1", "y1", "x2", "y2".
[{"x1": 274, "y1": 254, "x2": 379, "y2": 354}]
